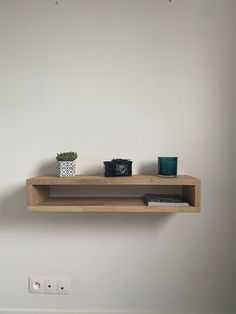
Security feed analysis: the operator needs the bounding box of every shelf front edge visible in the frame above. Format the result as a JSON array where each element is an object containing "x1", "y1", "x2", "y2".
[
  {"x1": 27, "y1": 206, "x2": 200, "y2": 213},
  {"x1": 27, "y1": 175, "x2": 200, "y2": 186}
]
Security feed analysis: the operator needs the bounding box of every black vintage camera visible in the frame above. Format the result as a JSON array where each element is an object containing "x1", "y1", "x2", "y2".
[{"x1": 103, "y1": 159, "x2": 132, "y2": 177}]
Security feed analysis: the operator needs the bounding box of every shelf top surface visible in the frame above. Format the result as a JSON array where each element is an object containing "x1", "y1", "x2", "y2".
[{"x1": 27, "y1": 175, "x2": 200, "y2": 186}]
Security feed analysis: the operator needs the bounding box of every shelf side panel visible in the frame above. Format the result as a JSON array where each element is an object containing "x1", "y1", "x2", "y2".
[
  {"x1": 27, "y1": 184, "x2": 49, "y2": 207},
  {"x1": 183, "y1": 183, "x2": 201, "y2": 209}
]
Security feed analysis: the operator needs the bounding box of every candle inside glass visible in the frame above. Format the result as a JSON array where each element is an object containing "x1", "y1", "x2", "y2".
[{"x1": 158, "y1": 157, "x2": 178, "y2": 177}]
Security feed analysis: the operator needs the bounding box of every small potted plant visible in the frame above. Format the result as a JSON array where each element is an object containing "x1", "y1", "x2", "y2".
[{"x1": 56, "y1": 151, "x2": 78, "y2": 177}]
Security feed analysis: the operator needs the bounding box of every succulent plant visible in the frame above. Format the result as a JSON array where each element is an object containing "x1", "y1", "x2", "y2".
[{"x1": 56, "y1": 151, "x2": 78, "y2": 161}]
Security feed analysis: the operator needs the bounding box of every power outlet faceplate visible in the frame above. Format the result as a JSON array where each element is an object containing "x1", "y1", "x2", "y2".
[{"x1": 29, "y1": 276, "x2": 70, "y2": 295}]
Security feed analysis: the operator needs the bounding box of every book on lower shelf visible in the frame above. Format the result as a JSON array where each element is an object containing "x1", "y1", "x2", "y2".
[{"x1": 144, "y1": 194, "x2": 190, "y2": 207}]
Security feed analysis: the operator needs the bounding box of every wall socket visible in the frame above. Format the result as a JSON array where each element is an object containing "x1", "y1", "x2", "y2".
[{"x1": 29, "y1": 276, "x2": 70, "y2": 295}]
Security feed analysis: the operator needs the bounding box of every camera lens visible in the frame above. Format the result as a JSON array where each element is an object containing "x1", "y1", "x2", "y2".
[{"x1": 115, "y1": 164, "x2": 127, "y2": 175}]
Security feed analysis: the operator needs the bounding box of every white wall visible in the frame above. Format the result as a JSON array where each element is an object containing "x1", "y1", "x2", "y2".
[{"x1": 0, "y1": 0, "x2": 235, "y2": 313}]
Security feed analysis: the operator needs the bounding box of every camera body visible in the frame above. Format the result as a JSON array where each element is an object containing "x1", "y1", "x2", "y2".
[{"x1": 103, "y1": 159, "x2": 132, "y2": 177}]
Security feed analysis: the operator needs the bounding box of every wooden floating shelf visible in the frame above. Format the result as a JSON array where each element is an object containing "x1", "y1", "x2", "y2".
[{"x1": 26, "y1": 175, "x2": 201, "y2": 213}]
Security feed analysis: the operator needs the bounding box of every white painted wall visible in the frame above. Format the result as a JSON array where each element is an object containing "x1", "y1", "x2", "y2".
[{"x1": 0, "y1": 0, "x2": 235, "y2": 313}]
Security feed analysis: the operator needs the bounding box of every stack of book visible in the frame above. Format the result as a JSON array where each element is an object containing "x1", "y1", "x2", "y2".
[{"x1": 144, "y1": 194, "x2": 189, "y2": 207}]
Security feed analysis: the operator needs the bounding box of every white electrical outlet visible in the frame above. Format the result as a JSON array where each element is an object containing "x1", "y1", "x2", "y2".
[
  {"x1": 57, "y1": 276, "x2": 70, "y2": 295},
  {"x1": 29, "y1": 276, "x2": 70, "y2": 295},
  {"x1": 44, "y1": 277, "x2": 57, "y2": 294}
]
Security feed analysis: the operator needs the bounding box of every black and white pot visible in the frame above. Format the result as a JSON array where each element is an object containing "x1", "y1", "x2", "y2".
[{"x1": 57, "y1": 160, "x2": 76, "y2": 177}]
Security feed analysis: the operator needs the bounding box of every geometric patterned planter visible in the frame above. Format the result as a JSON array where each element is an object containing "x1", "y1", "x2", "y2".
[{"x1": 57, "y1": 160, "x2": 76, "y2": 177}]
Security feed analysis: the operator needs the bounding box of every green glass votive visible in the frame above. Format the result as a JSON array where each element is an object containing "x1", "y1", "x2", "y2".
[{"x1": 158, "y1": 157, "x2": 178, "y2": 177}]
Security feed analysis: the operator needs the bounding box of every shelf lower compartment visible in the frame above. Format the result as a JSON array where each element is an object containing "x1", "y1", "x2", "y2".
[{"x1": 28, "y1": 197, "x2": 199, "y2": 213}]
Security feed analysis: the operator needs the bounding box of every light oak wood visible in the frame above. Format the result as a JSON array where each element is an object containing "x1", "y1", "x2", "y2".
[
  {"x1": 27, "y1": 175, "x2": 199, "y2": 186},
  {"x1": 27, "y1": 184, "x2": 49, "y2": 206},
  {"x1": 183, "y1": 181, "x2": 201, "y2": 207},
  {"x1": 26, "y1": 175, "x2": 201, "y2": 213}
]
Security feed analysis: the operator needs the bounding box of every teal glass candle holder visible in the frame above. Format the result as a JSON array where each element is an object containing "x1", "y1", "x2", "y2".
[{"x1": 158, "y1": 157, "x2": 178, "y2": 177}]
